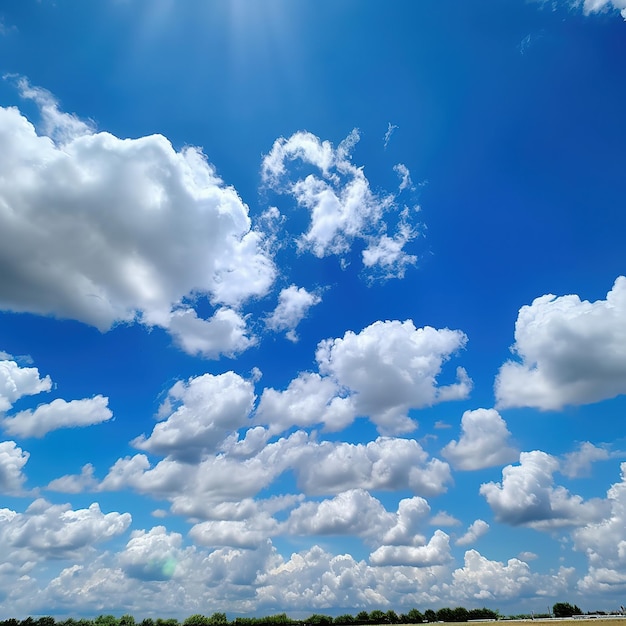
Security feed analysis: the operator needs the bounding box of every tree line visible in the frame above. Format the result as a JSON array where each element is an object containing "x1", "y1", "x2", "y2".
[{"x1": 0, "y1": 603, "x2": 590, "y2": 626}]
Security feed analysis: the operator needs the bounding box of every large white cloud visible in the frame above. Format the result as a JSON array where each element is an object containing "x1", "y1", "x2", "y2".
[
  {"x1": 369, "y1": 530, "x2": 452, "y2": 567},
  {"x1": 0, "y1": 80, "x2": 275, "y2": 356},
  {"x1": 496, "y1": 277, "x2": 626, "y2": 410},
  {"x1": 2, "y1": 395, "x2": 112, "y2": 438},
  {"x1": 480, "y1": 451, "x2": 609, "y2": 530},
  {"x1": 0, "y1": 440, "x2": 29, "y2": 493},
  {"x1": 316, "y1": 320, "x2": 471, "y2": 434},
  {"x1": 442, "y1": 408, "x2": 518, "y2": 470},
  {"x1": 132, "y1": 372, "x2": 255, "y2": 461},
  {"x1": 0, "y1": 498, "x2": 131, "y2": 560},
  {"x1": 261, "y1": 129, "x2": 419, "y2": 278},
  {"x1": 294, "y1": 436, "x2": 452, "y2": 497},
  {"x1": 0, "y1": 357, "x2": 51, "y2": 412}
]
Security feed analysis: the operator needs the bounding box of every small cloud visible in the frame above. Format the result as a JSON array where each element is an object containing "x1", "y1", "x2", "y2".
[
  {"x1": 384, "y1": 123, "x2": 399, "y2": 149},
  {"x1": 430, "y1": 511, "x2": 461, "y2": 527},
  {"x1": 518, "y1": 551, "x2": 538, "y2": 561},
  {"x1": 434, "y1": 420, "x2": 452, "y2": 429}
]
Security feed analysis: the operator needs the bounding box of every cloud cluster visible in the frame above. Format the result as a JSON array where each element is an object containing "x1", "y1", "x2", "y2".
[
  {"x1": 262, "y1": 130, "x2": 419, "y2": 278},
  {"x1": 496, "y1": 277, "x2": 626, "y2": 410},
  {"x1": 265, "y1": 285, "x2": 322, "y2": 342},
  {"x1": 0, "y1": 80, "x2": 275, "y2": 358},
  {"x1": 480, "y1": 451, "x2": 609, "y2": 530}
]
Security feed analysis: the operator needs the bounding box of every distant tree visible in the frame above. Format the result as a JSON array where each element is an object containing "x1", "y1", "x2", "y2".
[
  {"x1": 436, "y1": 608, "x2": 454, "y2": 623},
  {"x1": 208, "y1": 616, "x2": 227, "y2": 626},
  {"x1": 405, "y1": 609, "x2": 423, "y2": 624},
  {"x1": 140, "y1": 620, "x2": 155, "y2": 626},
  {"x1": 451, "y1": 608, "x2": 469, "y2": 623},
  {"x1": 95, "y1": 616, "x2": 118, "y2": 626},
  {"x1": 306, "y1": 616, "x2": 332, "y2": 626},
  {"x1": 120, "y1": 616, "x2": 135, "y2": 626},
  {"x1": 385, "y1": 612, "x2": 399, "y2": 625},
  {"x1": 553, "y1": 603, "x2": 582, "y2": 618},
  {"x1": 423, "y1": 611, "x2": 436, "y2": 623},
  {"x1": 184, "y1": 617, "x2": 210, "y2": 626},
  {"x1": 334, "y1": 616, "x2": 355, "y2": 624},
  {"x1": 368, "y1": 611, "x2": 385, "y2": 624},
  {"x1": 356, "y1": 613, "x2": 370, "y2": 624}
]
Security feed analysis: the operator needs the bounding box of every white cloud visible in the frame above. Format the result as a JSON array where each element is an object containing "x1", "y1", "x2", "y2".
[
  {"x1": 480, "y1": 451, "x2": 609, "y2": 530},
  {"x1": 577, "y1": 0, "x2": 626, "y2": 18},
  {"x1": 316, "y1": 320, "x2": 471, "y2": 434},
  {"x1": 119, "y1": 526, "x2": 184, "y2": 581},
  {"x1": 455, "y1": 520, "x2": 489, "y2": 546},
  {"x1": 46, "y1": 463, "x2": 98, "y2": 494},
  {"x1": 286, "y1": 489, "x2": 393, "y2": 541},
  {"x1": 393, "y1": 163, "x2": 412, "y2": 191},
  {"x1": 0, "y1": 498, "x2": 131, "y2": 560},
  {"x1": 0, "y1": 357, "x2": 51, "y2": 412},
  {"x1": 295, "y1": 436, "x2": 452, "y2": 497},
  {"x1": 261, "y1": 129, "x2": 419, "y2": 278},
  {"x1": 382, "y1": 497, "x2": 431, "y2": 546},
  {"x1": 266, "y1": 285, "x2": 322, "y2": 342},
  {"x1": 0, "y1": 440, "x2": 29, "y2": 493},
  {"x1": 0, "y1": 81, "x2": 275, "y2": 356},
  {"x1": 167, "y1": 307, "x2": 255, "y2": 359},
  {"x1": 190, "y1": 516, "x2": 279, "y2": 550},
  {"x1": 496, "y1": 277, "x2": 626, "y2": 410},
  {"x1": 442, "y1": 408, "x2": 519, "y2": 470},
  {"x1": 370, "y1": 530, "x2": 452, "y2": 567},
  {"x1": 451, "y1": 549, "x2": 575, "y2": 602},
  {"x1": 2, "y1": 395, "x2": 112, "y2": 438},
  {"x1": 255, "y1": 372, "x2": 354, "y2": 435},
  {"x1": 561, "y1": 442, "x2": 611, "y2": 478},
  {"x1": 132, "y1": 372, "x2": 255, "y2": 462},
  {"x1": 384, "y1": 123, "x2": 398, "y2": 149},
  {"x1": 430, "y1": 511, "x2": 462, "y2": 527}
]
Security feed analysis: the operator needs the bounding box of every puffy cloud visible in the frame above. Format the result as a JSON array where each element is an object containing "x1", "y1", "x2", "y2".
[
  {"x1": 480, "y1": 451, "x2": 609, "y2": 530},
  {"x1": 561, "y1": 442, "x2": 611, "y2": 478},
  {"x1": 46, "y1": 463, "x2": 98, "y2": 494},
  {"x1": 316, "y1": 320, "x2": 471, "y2": 434},
  {"x1": 2, "y1": 395, "x2": 112, "y2": 438},
  {"x1": 0, "y1": 440, "x2": 29, "y2": 493},
  {"x1": 370, "y1": 530, "x2": 452, "y2": 567},
  {"x1": 261, "y1": 129, "x2": 419, "y2": 278},
  {"x1": 295, "y1": 436, "x2": 452, "y2": 497},
  {"x1": 496, "y1": 277, "x2": 626, "y2": 410},
  {"x1": 576, "y1": 0, "x2": 626, "y2": 19},
  {"x1": 382, "y1": 497, "x2": 431, "y2": 546},
  {"x1": 0, "y1": 80, "x2": 275, "y2": 356},
  {"x1": 266, "y1": 285, "x2": 322, "y2": 342},
  {"x1": 132, "y1": 372, "x2": 255, "y2": 462},
  {"x1": 0, "y1": 498, "x2": 131, "y2": 560},
  {"x1": 451, "y1": 549, "x2": 575, "y2": 601},
  {"x1": 573, "y1": 463, "x2": 626, "y2": 592},
  {"x1": 0, "y1": 357, "x2": 51, "y2": 412},
  {"x1": 255, "y1": 372, "x2": 354, "y2": 435},
  {"x1": 189, "y1": 516, "x2": 279, "y2": 550},
  {"x1": 441, "y1": 408, "x2": 519, "y2": 470},
  {"x1": 455, "y1": 520, "x2": 489, "y2": 547},
  {"x1": 119, "y1": 526, "x2": 183, "y2": 581},
  {"x1": 286, "y1": 489, "x2": 393, "y2": 541},
  {"x1": 167, "y1": 307, "x2": 255, "y2": 359}
]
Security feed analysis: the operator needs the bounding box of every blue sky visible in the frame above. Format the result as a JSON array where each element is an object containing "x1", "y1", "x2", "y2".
[{"x1": 0, "y1": 0, "x2": 626, "y2": 619}]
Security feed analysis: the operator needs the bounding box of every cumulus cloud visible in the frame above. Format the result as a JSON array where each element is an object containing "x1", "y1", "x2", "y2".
[
  {"x1": 0, "y1": 357, "x2": 51, "y2": 412},
  {"x1": 370, "y1": 530, "x2": 452, "y2": 567},
  {"x1": 496, "y1": 277, "x2": 626, "y2": 410},
  {"x1": 451, "y1": 549, "x2": 575, "y2": 602},
  {"x1": 442, "y1": 408, "x2": 519, "y2": 470},
  {"x1": 0, "y1": 498, "x2": 131, "y2": 560},
  {"x1": 0, "y1": 440, "x2": 30, "y2": 493},
  {"x1": 0, "y1": 79, "x2": 275, "y2": 357},
  {"x1": 480, "y1": 451, "x2": 609, "y2": 530},
  {"x1": 256, "y1": 372, "x2": 354, "y2": 435},
  {"x1": 119, "y1": 526, "x2": 183, "y2": 581},
  {"x1": 266, "y1": 285, "x2": 322, "y2": 342},
  {"x1": 46, "y1": 463, "x2": 98, "y2": 494},
  {"x1": 132, "y1": 372, "x2": 255, "y2": 462},
  {"x1": 2, "y1": 395, "x2": 113, "y2": 438},
  {"x1": 295, "y1": 436, "x2": 452, "y2": 497},
  {"x1": 455, "y1": 520, "x2": 489, "y2": 546},
  {"x1": 561, "y1": 442, "x2": 611, "y2": 478},
  {"x1": 575, "y1": 0, "x2": 626, "y2": 19},
  {"x1": 261, "y1": 129, "x2": 419, "y2": 278},
  {"x1": 190, "y1": 516, "x2": 279, "y2": 550},
  {"x1": 316, "y1": 320, "x2": 471, "y2": 434}
]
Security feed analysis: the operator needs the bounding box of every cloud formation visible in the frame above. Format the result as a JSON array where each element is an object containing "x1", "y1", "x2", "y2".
[
  {"x1": 496, "y1": 277, "x2": 626, "y2": 410},
  {"x1": 0, "y1": 80, "x2": 275, "y2": 357}
]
